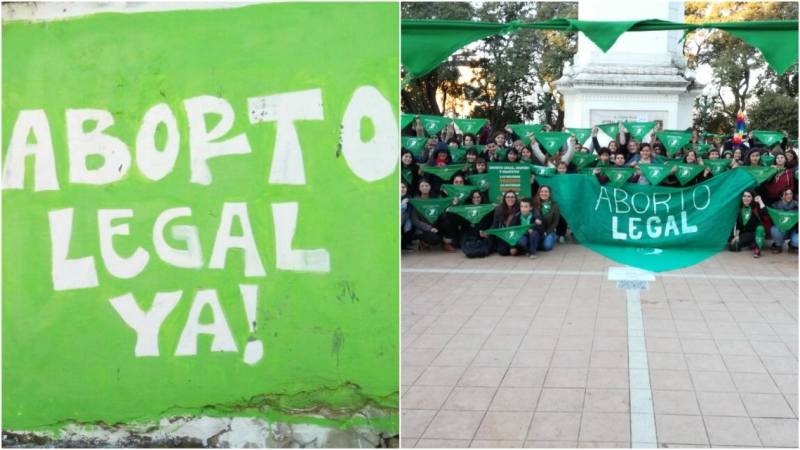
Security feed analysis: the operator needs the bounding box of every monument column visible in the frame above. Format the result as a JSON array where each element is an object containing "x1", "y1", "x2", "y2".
[{"x1": 555, "y1": 1, "x2": 700, "y2": 138}]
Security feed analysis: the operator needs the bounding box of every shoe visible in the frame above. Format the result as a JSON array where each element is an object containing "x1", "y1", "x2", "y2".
[
  {"x1": 419, "y1": 241, "x2": 431, "y2": 253},
  {"x1": 772, "y1": 246, "x2": 783, "y2": 254},
  {"x1": 442, "y1": 243, "x2": 456, "y2": 253},
  {"x1": 530, "y1": 253, "x2": 537, "y2": 259},
  {"x1": 510, "y1": 248, "x2": 518, "y2": 256},
  {"x1": 558, "y1": 236, "x2": 565, "y2": 244},
  {"x1": 754, "y1": 248, "x2": 761, "y2": 258},
  {"x1": 402, "y1": 245, "x2": 415, "y2": 253},
  {"x1": 789, "y1": 246, "x2": 798, "y2": 254}
]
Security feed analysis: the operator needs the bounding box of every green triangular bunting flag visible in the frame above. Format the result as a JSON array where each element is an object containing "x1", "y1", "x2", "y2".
[
  {"x1": 761, "y1": 154, "x2": 776, "y2": 167},
  {"x1": 674, "y1": 163, "x2": 704, "y2": 186},
  {"x1": 621, "y1": 122, "x2": 657, "y2": 141},
  {"x1": 508, "y1": 124, "x2": 545, "y2": 145},
  {"x1": 453, "y1": 118, "x2": 487, "y2": 134},
  {"x1": 441, "y1": 184, "x2": 475, "y2": 204},
  {"x1": 739, "y1": 166, "x2": 778, "y2": 184},
  {"x1": 420, "y1": 165, "x2": 461, "y2": 181},
  {"x1": 767, "y1": 207, "x2": 799, "y2": 232},
  {"x1": 638, "y1": 164, "x2": 670, "y2": 185},
  {"x1": 401, "y1": 114, "x2": 415, "y2": 129},
  {"x1": 656, "y1": 131, "x2": 692, "y2": 156},
  {"x1": 530, "y1": 165, "x2": 556, "y2": 177},
  {"x1": 537, "y1": 132, "x2": 571, "y2": 156},
  {"x1": 567, "y1": 128, "x2": 593, "y2": 145},
  {"x1": 468, "y1": 174, "x2": 489, "y2": 191},
  {"x1": 448, "y1": 204, "x2": 496, "y2": 224},
  {"x1": 703, "y1": 159, "x2": 732, "y2": 176},
  {"x1": 484, "y1": 224, "x2": 533, "y2": 246},
  {"x1": 596, "y1": 123, "x2": 619, "y2": 139},
  {"x1": 685, "y1": 143, "x2": 711, "y2": 157},
  {"x1": 409, "y1": 197, "x2": 453, "y2": 223},
  {"x1": 449, "y1": 148, "x2": 466, "y2": 163},
  {"x1": 580, "y1": 167, "x2": 601, "y2": 176},
  {"x1": 571, "y1": 153, "x2": 598, "y2": 169},
  {"x1": 604, "y1": 167, "x2": 635, "y2": 188},
  {"x1": 753, "y1": 131, "x2": 784, "y2": 147},
  {"x1": 419, "y1": 115, "x2": 451, "y2": 135},
  {"x1": 496, "y1": 148, "x2": 509, "y2": 161},
  {"x1": 402, "y1": 136, "x2": 427, "y2": 152}
]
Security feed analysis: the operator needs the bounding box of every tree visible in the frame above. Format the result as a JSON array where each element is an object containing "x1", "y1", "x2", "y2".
[{"x1": 747, "y1": 91, "x2": 799, "y2": 138}]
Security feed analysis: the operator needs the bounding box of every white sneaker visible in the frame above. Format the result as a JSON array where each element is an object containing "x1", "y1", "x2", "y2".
[
  {"x1": 558, "y1": 236, "x2": 566, "y2": 244},
  {"x1": 530, "y1": 254, "x2": 537, "y2": 259}
]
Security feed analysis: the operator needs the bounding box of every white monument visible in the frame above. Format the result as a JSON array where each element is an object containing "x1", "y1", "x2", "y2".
[{"x1": 555, "y1": 2, "x2": 700, "y2": 137}]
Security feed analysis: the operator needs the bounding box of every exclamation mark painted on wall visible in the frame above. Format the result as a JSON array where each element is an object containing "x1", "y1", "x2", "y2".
[{"x1": 240, "y1": 284, "x2": 264, "y2": 365}]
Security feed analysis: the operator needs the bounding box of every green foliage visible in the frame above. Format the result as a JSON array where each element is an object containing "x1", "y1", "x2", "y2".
[{"x1": 747, "y1": 91, "x2": 799, "y2": 138}]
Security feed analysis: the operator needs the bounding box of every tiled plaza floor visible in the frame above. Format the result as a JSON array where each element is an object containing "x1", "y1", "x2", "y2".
[{"x1": 401, "y1": 241, "x2": 798, "y2": 448}]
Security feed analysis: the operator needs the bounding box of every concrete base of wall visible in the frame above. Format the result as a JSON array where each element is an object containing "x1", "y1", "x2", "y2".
[{"x1": 3, "y1": 416, "x2": 399, "y2": 448}]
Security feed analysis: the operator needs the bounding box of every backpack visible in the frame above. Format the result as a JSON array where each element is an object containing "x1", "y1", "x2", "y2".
[{"x1": 462, "y1": 234, "x2": 491, "y2": 259}]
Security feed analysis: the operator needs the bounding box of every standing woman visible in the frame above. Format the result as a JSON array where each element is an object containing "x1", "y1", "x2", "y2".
[
  {"x1": 729, "y1": 189, "x2": 769, "y2": 258},
  {"x1": 533, "y1": 185, "x2": 561, "y2": 254},
  {"x1": 401, "y1": 149, "x2": 422, "y2": 196},
  {"x1": 482, "y1": 190, "x2": 521, "y2": 256},
  {"x1": 762, "y1": 152, "x2": 796, "y2": 206}
]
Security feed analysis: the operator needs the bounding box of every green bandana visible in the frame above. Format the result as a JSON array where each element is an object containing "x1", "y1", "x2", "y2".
[
  {"x1": 656, "y1": 131, "x2": 693, "y2": 156},
  {"x1": 767, "y1": 207, "x2": 799, "y2": 232},
  {"x1": 441, "y1": 184, "x2": 474, "y2": 204},
  {"x1": 755, "y1": 225, "x2": 766, "y2": 249},
  {"x1": 530, "y1": 165, "x2": 556, "y2": 177},
  {"x1": 674, "y1": 164, "x2": 705, "y2": 186},
  {"x1": 604, "y1": 167, "x2": 636, "y2": 188},
  {"x1": 638, "y1": 164, "x2": 670, "y2": 185},
  {"x1": 468, "y1": 173, "x2": 489, "y2": 191},
  {"x1": 420, "y1": 165, "x2": 461, "y2": 181},
  {"x1": 483, "y1": 223, "x2": 534, "y2": 246},
  {"x1": 572, "y1": 153, "x2": 598, "y2": 169},
  {"x1": 596, "y1": 123, "x2": 619, "y2": 139},
  {"x1": 419, "y1": 114, "x2": 451, "y2": 135},
  {"x1": 538, "y1": 132, "x2": 571, "y2": 156},
  {"x1": 687, "y1": 143, "x2": 711, "y2": 157},
  {"x1": 409, "y1": 197, "x2": 453, "y2": 223},
  {"x1": 753, "y1": 130, "x2": 784, "y2": 147},
  {"x1": 621, "y1": 122, "x2": 657, "y2": 141},
  {"x1": 496, "y1": 148, "x2": 509, "y2": 161},
  {"x1": 472, "y1": 144, "x2": 486, "y2": 153},
  {"x1": 449, "y1": 148, "x2": 466, "y2": 163},
  {"x1": 402, "y1": 136, "x2": 428, "y2": 152},
  {"x1": 567, "y1": 128, "x2": 593, "y2": 146},
  {"x1": 703, "y1": 159, "x2": 732, "y2": 176},
  {"x1": 580, "y1": 167, "x2": 601, "y2": 176},
  {"x1": 739, "y1": 166, "x2": 778, "y2": 184},
  {"x1": 508, "y1": 124, "x2": 545, "y2": 145},
  {"x1": 741, "y1": 205, "x2": 753, "y2": 225},
  {"x1": 520, "y1": 212, "x2": 534, "y2": 226},
  {"x1": 448, "y1": 204, "x2": 496, "y2": 224},
  {"x1": 453, "y1": 118, "x2": 487, "y2": 134},
  {"x1": 541, "y1": 201, "x2": 551, "y2": 216},
  {"x1": 761, "y1": 154, "x2": 776, "y2": 166},
  {"x1": 401, "y1": 114, "x2": 415, "y2": 129},
  {"x1": 401, "y1": 168, "x2": 412, "y2": 184}
]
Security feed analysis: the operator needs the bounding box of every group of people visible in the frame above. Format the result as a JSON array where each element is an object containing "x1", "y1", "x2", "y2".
[{"x1": 401, "y1": 116, "x2": 799, "y2": 259}]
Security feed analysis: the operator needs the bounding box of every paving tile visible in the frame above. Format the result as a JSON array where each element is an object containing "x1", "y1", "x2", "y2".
[
  {"x1": 655, "y1": 414, "x2": 709, "y2": 445},
  {"x1": 528, "y1": 412, "x2": 582, "y2": 441},
  {"x1": 458, "y1": 366, "x2": 507, "y2": 387},
  {"x1": 544, "y1": 368, "x2": 588, "y2": 388},
  {"x1": 519, "y1": 335, "x2": 558, "y2": 351},
  {"x1": 695, "y1": 392, "x2": 748, "y2": 417},
  {"x1": 648, "y1": 353, "x2": 688, "y2": 371},
  {"x1": 650, "y1": 370, "x2": 694, "y2": 391},
  {"x1": 576, "y1": 442, "x2": 631, "y2": 448},
  {"x1": 403, "y1": 348, "x2": 443, "y2": 366},
  {"x1": 751, "y1": 418, "x2": 799, "y2": 447},
  {"x1": 446, "y1": 333, "x2": 488, "y2": 350},
  {"x1": 524, "y1": 440, "x2": 578, "y2": 448},
  {"x1": 583, "y1": 388, "x2": 630, "y2": 413},
  {"x1": 536, "y1": 388, "x2": 585, "y2": 412},
  {"x1": 471, "y1": 349, "x2": 516, "y2": 367},
  {"x1": 482, "y1": 334, "x2": 524, "y2": 350},
  {"x1": 578, "y1": 412, "x2": 631, "y2": 442},
  {"x1": 771, "y1": 374, "x2": 799, "y2": 395},
  {"x1": 489, "y1": 388, "x2": 541, "y2": 412},
  {"x1": 587, "y1": 368, "x2": 629, "y2": 389},
  {"x1": 415, "y1": 439, "x2": 471, "y2": 448},
  {"x1": 550, "y1": 350, "x2": 591, "y2": 368},
  {"x1": 703, "y1": 416, "x2": 762, "y2": 447},
  {"x1": 401, "y1": 409, "x2": 437, "y2": 439},
  {"x1": 556, "y1": 335, "x2": 594, "y2": 351},
  {"x1": 652, "y1": 390, "x2": 701, "y2": 415},
  {"x1": 421, "y1": 410, "x2": 485, "y2": 440},
  {"x1": 410, "y1": 333, "x2": 455, "y2": 350},
  {"x1": 681, "y1": 339, "x2": 720, "y2": 355},
  {"x1": 474, "y1": 411, "x2": 533, "y2": 441},
  {"x1": 750, "y1": 341, "x2": 794, "y2": 358},
  {"x1": 403, "y1": 365, "x2": 427, "y2": 386},
  {"x1": 470, "y1": 439, "x2": 524, "y2": 448},
  {"x1": 689, "y1": 371, "x2": 737, "y2": 393},
  {"x1": 685, "y1": 354, "x2": 727, "y2": 372},
  {"x1": 431, "y1": 348, "x2": 479, "y2": 367},
  {"x1": 730, "y1": 372, "x2": 781, "y2": 394},
  {"x1": 592, "y1": 336, "x2": 628, "y2": 352},
  {"x1": 589, "y1": 351, "x2": 629, "y2": 369},
  {"x1": 403, "y1": 386, "x2": 455, "y2": 410},
  {"x1": 501, "y1": 368, "x2": 548, "y2": 388},
  {"x1": 442, "y1": 386, "x2": 497, "y2": 411},
  {"x1": 761, "y1": 356, "x2": 799, "y2": 374},
  {"x1": 511, "y1": 350, "x2": 553, "y2": 368},
  {"x1": 715, "y1": 340, "x2": 756, "y2": 356},
  {"x1": 739, "y1": 393, "x2": 797, "y2": 418},
  {"x1": 415, "y1": 366, "x2": 468, "y2": 386},
  {"x1": 402, "y1": 438, "x2": 418, "y2": 448},
  {"x1": 721, "y1": 355, "x2": 767, "y2": 373}
]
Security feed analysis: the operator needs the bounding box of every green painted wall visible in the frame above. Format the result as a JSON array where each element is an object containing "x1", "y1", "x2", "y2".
[{"x1": 2, "y1": 3, "x2": 399, "y2": 432}]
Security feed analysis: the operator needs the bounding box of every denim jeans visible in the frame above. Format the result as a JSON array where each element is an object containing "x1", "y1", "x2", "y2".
[
  {"x1": 770, "y1": 226, "x2": 799, "y2": 248},
  {"x1": 540, "y1": 231, "x2": 557, "y2": 251},
  {"x1": 518, "y1": 229, "x2": 541, "y2": 255}
]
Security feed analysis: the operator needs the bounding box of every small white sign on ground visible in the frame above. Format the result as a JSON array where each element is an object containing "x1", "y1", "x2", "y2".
[{"x1": 608, "y1": 267, "x2": 656, "y2": 282}]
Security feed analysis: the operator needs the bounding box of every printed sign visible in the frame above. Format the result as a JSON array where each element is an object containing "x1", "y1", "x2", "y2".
[{"x1": 488, "y1": 163, "x2": 532, "y2": 203}]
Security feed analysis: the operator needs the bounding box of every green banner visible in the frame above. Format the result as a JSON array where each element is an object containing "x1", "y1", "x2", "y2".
[
  {"x1": 538, "y1": 132, "x2": 571, "y2": 156},
  {"x1": 420, "y1": 165, "x2": 462, "y2": 181},
  {"x1": 656, "y1": 131, "x2": 693, "y2": 156},
  {"x1": 401, "y1": 114, "x2": 415, "y2": 129},
  {"x1": 604, "y1": 167, "x2": 636, "y2": 188},
  {"x1": 468, "y1": 174, "x2": 490, "y2": 191},
  {"x1": 419, "y1": 114, "x2": 451, "y2": 134},
  {"x1": 402, "y1": 136, "x2": 428, "y2": 152},
  {"x1": 546, "y1": 169, "x2": 758, "y2": 272},
  {"x1": 567, "y1": 127, "x2": 593, "y2": 145},
  {"x1": 580, "y1": 167, "x2": 600, "y2": 176},
  {"x1": 449, "y1": 148, "x2": 466, "y2": 163},
  {"x1": 596, "y1": 123, "x2": 619, "y2": 139},
  {"x1": 409, "y1": 197, "x2": 453, "y2": 223},
  {"x1": 739, "y1": 166, "x2": 778, "y2": 184},
  {"x1": 530, "y1": 164, "x2": 556, "y2": 178},
  {"x1": 2, "y1": 2, "x2": 399, "y2": 433},
  {"x1": 621, "y1": 122, "x2": 657, "y2": 141},
  {"x1": 674, "y1": 164, "x2": 705, "y2": 185},
  {"x1": 508, "y1": 124, "x2": 545, "y2": 145},
  {"x1": 448, "y1": 204, "x2": 496, "y2": 224},
  {"x1": 767, "y1": 207, "x2": 799, "y2": 232},
  {"x1": 703, "y1": 159, "x2": 732, "y2": 176},
  {"x1": 453, "y1": 118, "x2": 487, "y2": 134},
  {"x1": 571, "y1": 153, "x2": 598, "y2": 169},
  {"x1": 488, "y1": 163, "x2": 531, "y2": 203},
  {"x1": 441, "y1": 184, "x2": 475, "y2": 204},
  {"x1": 638, "y1": 164, "x2": 671, "y2": 185},
  {"x1": 484, "y1": 224, "x2": 534, "y2": 246},
  {"x1": 753, "y1": 130, "x2": 784, "y2": 147},
  {"x1": 761, "y1": 154, "x2": 776, "y2": 166}
]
